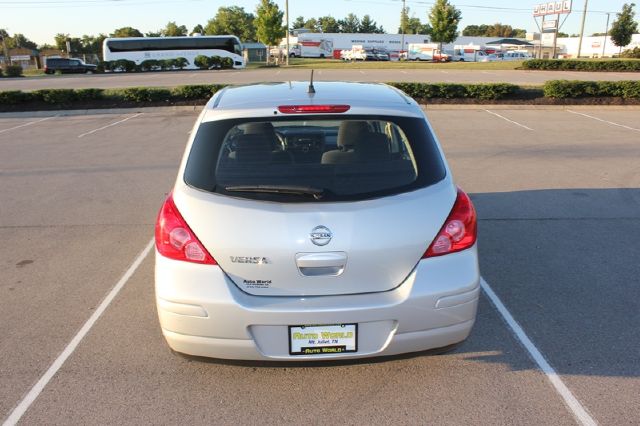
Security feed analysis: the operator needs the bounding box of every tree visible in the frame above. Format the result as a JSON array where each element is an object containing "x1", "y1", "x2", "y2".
[
  {"x1": 163, "y1": 21, "x2": 188, "y2": 37},
  {"x1": 610, "y1": 3, "x2": 638, "y2": 52},
  {"x1": 399, "y1": 6, "x2": 409, "y2": 34},
  {"x1": 0, "y1": 30, "x2": 38, "y2": 50},
  {"x1": 81, "y1": 34, "x2": 107, "y2": 55},
  {"x1": 399, "y1": 8, "x2": 430, "y2": 34},
  {"x1": 557, "y1": 32, "x2": 570, "y2": 37},
  {"x1": 111, "y1": 27, "x2": 143, "y2": 38},
  {"x1": 10, "y1": 34, "x2": 38, "y2": 50},
  {"x1": 462, "y1": 23, "x2": 521, "y2": 37},
  {"x1": 428, "y1": 0, "x2": 462, "y2": 48},
  {"x1": 486, "y1": 23, "x2": 513, "y2": 37},
  {"x1": 145, "y1": 31, "x2": 162, "y2": 37},
  {"x1": 53, "y1": 33, "x2": 82, "y2": 54},
  {"x1": 360, "y1": 15, "x2": 383, "y2": 33},
  {"x1": 205, "y1": 6, "x2": 256, "y2": 41},
  {"x1": 318, "y1": 16, "x2": 340, "y2": 33},
  {"x1": 512, "y1": 28, "x2": 527, "y2": 38},
  {"x1": 291, "y1": 16, "x2": 306, "y2": 30},
  {"x1": 192, "y1": 24, "x2": 204, "y2": 35},
  {"x1": 462, "y1": 24, "x2": 484, "y2": 36},
  {"x1": 340, "y1": 13, "x2": 360, "y2": 33},
  {"x1": 304, "y1": 18, "x2": 319, "y2": 31},
  {"x1": 255, "y1": 0, "x2": 285, "y2": 60}
]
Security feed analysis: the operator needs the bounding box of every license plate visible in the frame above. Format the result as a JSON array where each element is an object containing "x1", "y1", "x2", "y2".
[{"x1": 288, "y1": 324, "x2": 357, "y2": 356}]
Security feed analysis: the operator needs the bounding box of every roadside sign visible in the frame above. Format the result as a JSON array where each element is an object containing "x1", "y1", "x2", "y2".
[
  {"x1": 543, "y1": 20, "x2": 558, "y2": 30},
  {"x1": 541, "y1": 33, "x2": 555, "y2": 46},
  {"x1": 534, "y1": 0, "x2": 571, "y2": 16}
]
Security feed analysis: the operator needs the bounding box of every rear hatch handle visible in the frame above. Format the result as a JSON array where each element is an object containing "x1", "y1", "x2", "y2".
[{"x1": 295, "y1": 252, "x2": 347, "y2": 277}]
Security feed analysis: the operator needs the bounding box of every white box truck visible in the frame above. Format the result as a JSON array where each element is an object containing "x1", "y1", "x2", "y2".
[{"x1": 407, "y1": 43, "x2": 450, "y2": 61}]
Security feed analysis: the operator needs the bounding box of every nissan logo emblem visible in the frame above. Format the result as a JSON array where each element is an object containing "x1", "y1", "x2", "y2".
[{"x1": 310, "y1": 226, "x2": 332, "y2": 246}]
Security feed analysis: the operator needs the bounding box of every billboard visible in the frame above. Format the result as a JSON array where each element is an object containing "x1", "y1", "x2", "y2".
[{"x1": 534, "y1": 0, "x2": 571, "y2": 16}]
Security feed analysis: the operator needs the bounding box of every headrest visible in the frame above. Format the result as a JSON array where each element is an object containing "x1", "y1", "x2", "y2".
[
  {"x1": 355, "y1": 132, "x2": 389, "y2": 160},
  {"x1": 337, "y1": 121, "x2": 370, "y2": 150},
  {"x1": 243, "y1": 122, "x2": 275, "y2": 134},
  {"x1": 234, "y1": 134, "x2": 273, "y2": 163}
]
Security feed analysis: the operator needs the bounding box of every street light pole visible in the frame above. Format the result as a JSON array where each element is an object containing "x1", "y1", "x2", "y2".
[
  {"x1": 401, "y1": 0, "x2": 406, "y2": 59},
  {"x1": 602, "y1": 12, "x2": 610, "y2": 57},
  {"x1": 285, "y1": 0, "x2": 290, "y2": 66},
  {"x1": 577, "y1": 0, "x2": 589, "y2": 58}
]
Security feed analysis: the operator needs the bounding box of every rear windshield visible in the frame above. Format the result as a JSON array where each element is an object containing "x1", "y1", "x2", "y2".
[{"x1": 184, "y1": 115, "x2": 446, "y2": 202}]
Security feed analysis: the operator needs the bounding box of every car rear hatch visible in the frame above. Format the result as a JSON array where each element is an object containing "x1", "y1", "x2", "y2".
[
  {"x1": 178, "y1": 113, "x2": 451, "y2": 296},
  {"x1": 175, "y1": 182, "x2": 455, "y2": 296}
]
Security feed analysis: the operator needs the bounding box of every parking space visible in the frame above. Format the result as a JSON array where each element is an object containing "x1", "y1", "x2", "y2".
[
  {"x1": 2, "y1": 68, "x2": 640, "y2": 92},
  {"x1": 1, "y1": 107, "x2": 639, "y2": 424}
]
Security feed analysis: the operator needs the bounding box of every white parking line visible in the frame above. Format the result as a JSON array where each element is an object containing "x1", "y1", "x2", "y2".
[
  {"x1": 440, "y1": 70, "x2": 449, "y2": 74},
  {"x1": 481, "y1": 278, "x2": 597, "y2": 426},
  {"x1": 0, "y1": 116, "x2": 56, "y2": 135},
  {"x1": 567, "y1": 110, "x2": 640, "y2": 132},
  {"x1": 359, "y1": 70, "x2": 366, "y2": 74},
  {"x1": 2, "y1": 239, "x2": 154, "y2": 426},
  {"x1": 485, "y1": 110, "x2": 534, "y2": 131},
  {"x1": 400, "y1": 70, "x2": 408, "y2": 74},
  {"x1": 77, "y1": 113, "x2": 143, "y2": 138}
]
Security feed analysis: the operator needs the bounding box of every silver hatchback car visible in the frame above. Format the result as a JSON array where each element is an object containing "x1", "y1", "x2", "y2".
[{"x1": 155, "y1": 81, "x2": 480, "y2": 360}]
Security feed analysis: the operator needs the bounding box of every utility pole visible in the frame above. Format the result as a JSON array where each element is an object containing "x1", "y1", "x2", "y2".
[
  {"x1": 577, "y1": 0, "x2": 588, "y2": 58},
  {"x1": 551, "y1": 14, "x2": 560, "y2": 58},
  {"x1": 1, "y1": 35, "x2": 9, "y2": 66},
  {"x1": 401, "y1": 0, "x2": 406, "y2": 59},
  {"x1": 602, "y1": 12, "x2": 610, "y2": 57},
  {"x1": 285, "y1": 0, "x2": 290, "y2": 66}
]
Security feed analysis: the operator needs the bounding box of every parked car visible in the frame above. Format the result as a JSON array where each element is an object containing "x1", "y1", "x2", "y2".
[
  {"x1": 155, "y1": 81, "x2": 480, "y2": 361},
  {"x1": 479, "y1": 54, "x2": 503, "y2": 62},
  {"x1": 374, "y1": 48, "x2": 391, "y2": 61},
  {"x1": 44, "y1": 57, "x2": 97, "y2": 74},
  {"x1": 503, "y1": 51, "x2": 533, "y2": 61},
  {"x1": 361, "y1": 48, "x2": 389, "y2": 61}
]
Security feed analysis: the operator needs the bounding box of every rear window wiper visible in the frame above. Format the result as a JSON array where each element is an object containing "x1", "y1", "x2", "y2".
[{"x1": 225, "y1": 185, "x2": 325, "y2": 199}]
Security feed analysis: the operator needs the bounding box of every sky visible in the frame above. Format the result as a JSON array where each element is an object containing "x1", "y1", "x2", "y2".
[{"x1": 1, "y1": 0, "x2": 633, "y2": 45}]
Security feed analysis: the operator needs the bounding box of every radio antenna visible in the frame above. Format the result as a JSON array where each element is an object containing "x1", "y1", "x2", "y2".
[{"x1": 308, "y1": 69, "x2": 316, "y2": 94}]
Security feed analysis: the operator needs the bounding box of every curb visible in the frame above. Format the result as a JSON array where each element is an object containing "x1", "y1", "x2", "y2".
[
  {"x1": 2, "y1": 103, "x2": 640, "y2": 118},
  {"x1": 0, "y1": 105, "x2": 203, "y2": 118},
  {"x1": 421, "y1": 104, "x2": 640, "y2": 110}
]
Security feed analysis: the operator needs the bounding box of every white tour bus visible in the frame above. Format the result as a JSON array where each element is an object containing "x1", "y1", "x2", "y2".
[{"x1": 102, "y1": 35, "x2": 245, "y2": 69}]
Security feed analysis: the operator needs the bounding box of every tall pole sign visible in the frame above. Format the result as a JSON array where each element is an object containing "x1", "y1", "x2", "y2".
[
  {"x1": 577, "y1": 0, "x2": 588, "y2": 57},
  {"x1": 533, "y1": 1, "x2": 572, "y2": 58},
  {"x1": 285, "y1": 0, "x2": 290, "y2": 66}
]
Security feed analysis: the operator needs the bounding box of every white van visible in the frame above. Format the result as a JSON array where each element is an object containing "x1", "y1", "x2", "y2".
[{"x1": 503, "y1": 51, "x2": 533, "y2": 61}]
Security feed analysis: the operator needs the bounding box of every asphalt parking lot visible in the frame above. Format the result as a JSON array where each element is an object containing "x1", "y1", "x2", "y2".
[
  {"x1": 2, "y1": 68, "x2": 640, "y2": 91},
  {"x1": 1, "y1": 106, "x2": 639, "y2": 425}
]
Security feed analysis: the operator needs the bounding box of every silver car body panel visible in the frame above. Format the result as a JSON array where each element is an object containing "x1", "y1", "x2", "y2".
[{"x1": 156, "y1": 81, "x2": 479, "y2": 360}]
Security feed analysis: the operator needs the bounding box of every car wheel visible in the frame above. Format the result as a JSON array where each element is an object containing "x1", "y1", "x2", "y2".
[{"x1": 86, "y1": 70, "x2": 94, "y2": 75}]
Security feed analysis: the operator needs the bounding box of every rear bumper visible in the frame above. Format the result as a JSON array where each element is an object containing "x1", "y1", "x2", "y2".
[{"x1": 155, "y1": 245, "x2": 480, "y2": 361}]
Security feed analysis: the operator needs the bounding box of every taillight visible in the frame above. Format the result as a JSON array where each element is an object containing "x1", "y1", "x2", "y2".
[
  {"x1": 155, "y1": 193, "x2": 217, "y2": 265},
  {"x1": 423, "y1": 188, "x2": 477, "y2": 258},
  {"x1": 278, "y1": 105, "x2": 350, "y2": 114}
]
